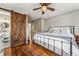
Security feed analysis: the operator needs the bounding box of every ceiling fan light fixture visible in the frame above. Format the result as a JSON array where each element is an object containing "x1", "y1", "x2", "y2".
[
  {"x1": 42, "y1": 6, "x2": 47, "y2": 11},
  {"x1": 33, "y1": 3, "x2": 55, "y2": 14}
]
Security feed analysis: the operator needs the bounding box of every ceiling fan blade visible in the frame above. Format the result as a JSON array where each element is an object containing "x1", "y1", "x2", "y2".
[
  {"x1": 42, "y1": 11, "x2": 45, "y2": 14},
  {"x1": 47, "y1": 7, "x2": 55, "y2": 11},
  {"x1": 33, "y1": 7, "x2": 41, "y2": 10},
  {"x1": 40, "y1": 3, "x2": 44, "y2": 6},
  {"x1": 46, "y1": 3, "x2": 51, "y2": 6},
  {"x1": 40, "y1": 3, "x2": 51, "y2": 6}
]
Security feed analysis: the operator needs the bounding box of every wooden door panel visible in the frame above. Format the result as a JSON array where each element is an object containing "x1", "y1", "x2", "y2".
[{"x1": 11, "y1": 11, "x2": 26, "y2": 47}]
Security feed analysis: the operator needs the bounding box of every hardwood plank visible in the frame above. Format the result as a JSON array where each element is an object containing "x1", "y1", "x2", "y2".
[{"x1": 4, "y1": 43, "x2": 59, "y2": 56}]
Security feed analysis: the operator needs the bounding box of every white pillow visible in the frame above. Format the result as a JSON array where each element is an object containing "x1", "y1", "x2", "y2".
[
  {"x1": 49, "y1": 28, "x2": 61, "y2": 33},
  {"x1": 48, "y1": 27, "x2": 71, "y2": 34}
]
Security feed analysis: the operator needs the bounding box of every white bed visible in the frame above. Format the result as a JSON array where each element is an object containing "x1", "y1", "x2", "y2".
[{"x1": 34, "y1": 26, "x2": 79, "y2": 56}]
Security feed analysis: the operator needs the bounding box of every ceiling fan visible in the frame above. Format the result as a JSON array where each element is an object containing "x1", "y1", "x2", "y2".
[{"x1": 33, "y1": 3, "x2": 55, "y2": 14}]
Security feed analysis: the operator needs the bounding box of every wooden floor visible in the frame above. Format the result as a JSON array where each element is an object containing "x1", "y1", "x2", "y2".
[{"x1": 4, "y1": 43, "x2": 59, "y2": 56}]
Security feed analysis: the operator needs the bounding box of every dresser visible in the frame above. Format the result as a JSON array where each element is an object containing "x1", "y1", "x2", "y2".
[
  {"x1": 0, "y1": 33, "x2": 4, "y2": 52},
  {"x1": 0, "y1": 32, "x2": 10, "y2": 56},
  {"x1": 0, "y1": 33, "x2": 4, "y2": 55}
]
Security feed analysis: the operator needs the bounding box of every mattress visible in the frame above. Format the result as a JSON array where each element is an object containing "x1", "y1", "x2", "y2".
[{"x1": 37, "y1": 32, "x2": 74, "y2": 38}]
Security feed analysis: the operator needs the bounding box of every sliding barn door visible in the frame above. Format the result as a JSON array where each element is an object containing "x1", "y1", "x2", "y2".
[{"x1": 11, "y1": 11, "x2": 26, "y2": 47}]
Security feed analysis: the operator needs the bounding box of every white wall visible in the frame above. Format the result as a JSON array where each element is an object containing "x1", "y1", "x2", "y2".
[
  {"x1": 41, "y1": 19, "x2": 45, "y2": 32},
  {"x1": 32, "y1": 19, "x2": 41, "y2": 33},
  {"x1": 43, "y1": 9, "x2": 79, "y2": 35}
]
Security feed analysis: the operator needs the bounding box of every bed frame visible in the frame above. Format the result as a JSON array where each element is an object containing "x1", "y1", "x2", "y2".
[{"x1": 34, "y1": 26, "x2": 75, "y2": 56}]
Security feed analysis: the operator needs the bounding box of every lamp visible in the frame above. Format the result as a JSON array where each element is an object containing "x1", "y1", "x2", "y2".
[{"x1": 42, "y1": 6, "x2": 47, "y2": 11}]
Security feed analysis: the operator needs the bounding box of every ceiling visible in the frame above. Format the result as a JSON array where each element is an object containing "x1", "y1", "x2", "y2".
[{"x1": 0, "y1": 3, "x2": 79, "y2": 21}]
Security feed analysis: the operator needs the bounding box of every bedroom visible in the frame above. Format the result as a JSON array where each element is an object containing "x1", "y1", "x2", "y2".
[{"x1": 0, "y1": 3, "x2": 79, "y2": 56}]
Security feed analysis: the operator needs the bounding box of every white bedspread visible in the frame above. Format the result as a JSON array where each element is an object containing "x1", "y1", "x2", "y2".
[
  {"x1": 37, "y1": 32, "x2": 74, "y2": 38},
  {"x1": 36, "y1": 32, "x2": 76, "y2": 44}
]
